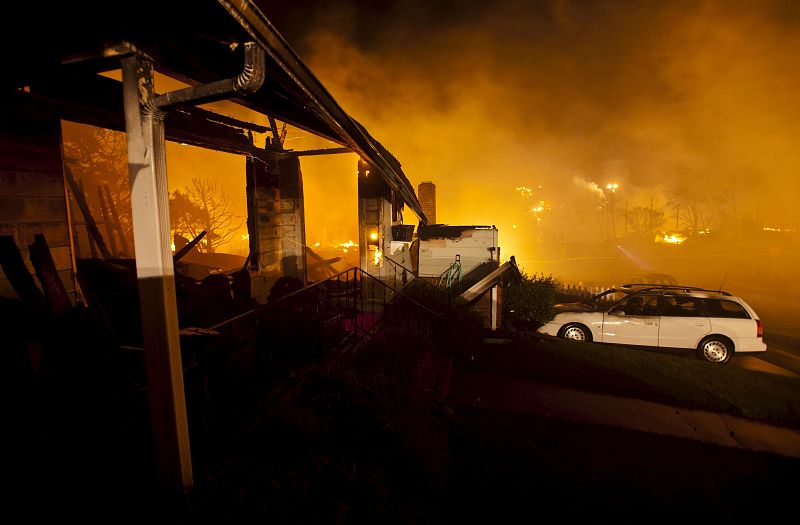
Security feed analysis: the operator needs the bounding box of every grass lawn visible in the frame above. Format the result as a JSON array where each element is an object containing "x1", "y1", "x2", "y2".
[{"x1": 470, "y1": 334, "x2": 800, "y2": 427}]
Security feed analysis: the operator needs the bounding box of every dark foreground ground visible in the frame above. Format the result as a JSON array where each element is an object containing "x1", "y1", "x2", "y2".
[{"x1": 7, "y1": 325, "x2": 800, "y2": 523}]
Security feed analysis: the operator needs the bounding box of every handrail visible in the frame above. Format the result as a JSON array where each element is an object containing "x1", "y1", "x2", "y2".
[
  {"x1": 383, "y1": 254, "x2": 414, "y2": 274},
  {"x1": 359, "y1": 268, "x2": 442, "y2": 318},
  {"x1": 209, "y1": 266, "x2": 441, "y2": 333},
  {"x1": 383, "y1": 255, "x2": 451, "y2": 303}
]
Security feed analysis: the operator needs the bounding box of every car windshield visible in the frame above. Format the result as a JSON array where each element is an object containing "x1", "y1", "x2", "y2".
[{"x1": 588, "y1": 289, "x2": 627, "y2": 309}]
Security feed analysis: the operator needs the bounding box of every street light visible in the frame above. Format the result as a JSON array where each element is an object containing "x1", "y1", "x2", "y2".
[{"x1": 606, "y1": 183, "x2": 619, "y2": 239}]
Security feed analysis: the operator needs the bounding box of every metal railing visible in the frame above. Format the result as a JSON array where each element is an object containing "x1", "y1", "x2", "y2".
[
  {"x1": 383, "y1": 255, "x2": 452, "y2": 312},
  {"x1": 205, "y1": 266, "x2": 443, "y2": 373}
]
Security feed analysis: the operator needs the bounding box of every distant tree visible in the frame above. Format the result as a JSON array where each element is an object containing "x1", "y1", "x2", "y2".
[
  {"x1": 666, "y1": 168, "x2": 733, "y2": 234},
  {"x1": 62, "y1": 124, "x2": 133, "y2": 256},
  {"x1": 626, "y1": 205, "x2": 664, "y2": 238},
  {"x1": 169, "y1": 189, "x2": 209, "y2": 246},
  {"x1": 169, "y1": 178, "x2": 243, "y2": 253}
]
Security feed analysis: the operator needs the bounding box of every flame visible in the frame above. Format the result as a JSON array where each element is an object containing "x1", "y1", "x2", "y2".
[
  {"x1": 659, "y1": 233, "x2": 686, "y2": 244},
  {"x1": 516, "y1": 186, "x2": 533, "y2": 197}
]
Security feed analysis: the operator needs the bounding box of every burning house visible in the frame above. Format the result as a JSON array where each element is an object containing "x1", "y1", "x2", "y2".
[
  {"x1": 0, "y1": 1, "x2": 522, "y2": 511},
  {"x1": 1, "y1": 0, "x2": 431, "y2": 503}
]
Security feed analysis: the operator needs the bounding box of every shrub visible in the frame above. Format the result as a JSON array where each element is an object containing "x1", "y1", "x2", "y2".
[{"x1": 503, "y1": 272, "x2": 556, "y2": 333}]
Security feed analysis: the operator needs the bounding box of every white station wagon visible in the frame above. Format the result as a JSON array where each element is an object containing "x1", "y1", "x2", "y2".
[{"x1": 538, "y1": 284, "x2": 767, "y2": 364}]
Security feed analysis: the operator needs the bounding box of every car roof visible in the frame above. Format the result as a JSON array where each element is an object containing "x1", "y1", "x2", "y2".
[{"x1": 611, "y1": 284, "x2": 735, "y2": 299}]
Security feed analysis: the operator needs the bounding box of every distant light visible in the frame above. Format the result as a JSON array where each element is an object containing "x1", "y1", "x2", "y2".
[
  {"x1": 369, "y1": 232, "x2": 378, "y2": 241},
  {"x1": 512, "y1": 224, "x2": 517, "y2": 229},
  {"x1": 314, "y1": 242, "x2": 321, "y2": 247},
  {"x1": 170, "y1": 242, "x2": 176, "y2": 252},
  {"x1": 180, "y1": 142, "x2": 188, "y2": 146},
  {"x1": 373, "y1": 249, "x2": 382, "y2": 266}
]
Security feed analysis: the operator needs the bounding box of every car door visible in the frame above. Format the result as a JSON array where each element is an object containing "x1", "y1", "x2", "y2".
[
  {"x1": 602, "y1": 294, "x2": 660, "y2": 346},
  {"x1": 658, "y1": 295, "x2": 711, "y2": 348}
]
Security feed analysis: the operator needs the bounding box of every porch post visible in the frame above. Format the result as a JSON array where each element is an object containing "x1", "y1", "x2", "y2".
[
  {"x1": 121, "y1": 54, "x2": 193, "y2": 497},
  {"x1": 357, "y1": 160, "x2": 392, "y2": 277}
]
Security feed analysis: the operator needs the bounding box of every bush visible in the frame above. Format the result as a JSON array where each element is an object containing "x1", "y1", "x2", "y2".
[{"x1": 503, "y1": 272, "x2": 556, "y2": 333}]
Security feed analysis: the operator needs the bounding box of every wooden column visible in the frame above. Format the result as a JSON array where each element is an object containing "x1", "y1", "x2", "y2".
[{"x1": 121, "y1": 54, "x2": 193, "y2": 497}]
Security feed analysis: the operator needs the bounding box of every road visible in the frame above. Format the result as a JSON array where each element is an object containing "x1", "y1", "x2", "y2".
[
  {"x1": 732, "y1": 339, "x2": 800, "y2": 377},
  {"x1": 725, "y1": 282, "x2": 800, "y2": 377}
]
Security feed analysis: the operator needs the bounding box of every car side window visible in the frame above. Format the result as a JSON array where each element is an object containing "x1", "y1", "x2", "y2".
[
  {"x1": 703, "y1": 298, "x2": 751, "y2": 319},
  {"x1": 614, "y1": 295, "x2": 659, "y2": 316},
  {"x1": 641, "y1": 295, "x2": 660, "y2": 316},
  {"x1": 662, "y1": 295, "x2": 705, "y2": 317}
]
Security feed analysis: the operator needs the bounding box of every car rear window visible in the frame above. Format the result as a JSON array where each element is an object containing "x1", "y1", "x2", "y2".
[{"x1": 703, "y1": 298, "x2": 751, "y2": 319}]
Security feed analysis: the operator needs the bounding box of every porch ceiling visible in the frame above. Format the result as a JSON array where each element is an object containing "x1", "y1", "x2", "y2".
[{"x1": 1, "y1": 0, "x2": 427, "y2": 224}]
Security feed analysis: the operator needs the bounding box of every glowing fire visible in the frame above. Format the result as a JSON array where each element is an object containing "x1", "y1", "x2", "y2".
[{"x1": 659, "y1": 233, "x2": 686, "y2": 244}]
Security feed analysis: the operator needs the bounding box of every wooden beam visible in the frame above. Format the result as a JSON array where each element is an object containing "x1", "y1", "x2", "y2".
[
  {"x1": 121, "y1": 53, "x2": 193, "y2": 499},
  {"x1": 173, "y1": 230, "x2": 206, "y2": 263},
  {"x1": 63, "y1": 165, "x2": 112, "y2": 259},
  {"x1": 285, "y1": 147, "x2": 351, "y2": 158}
]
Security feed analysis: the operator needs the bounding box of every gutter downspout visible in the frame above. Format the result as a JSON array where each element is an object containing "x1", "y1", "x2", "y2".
[
  {"x1": 120, "y1": 41, "x2": 265, "y2": 501},
  {"x1": 155, "y1": 41, "x2": 265, "y2": 110}
]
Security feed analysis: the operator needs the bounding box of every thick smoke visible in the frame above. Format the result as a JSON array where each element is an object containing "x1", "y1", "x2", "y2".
[{"x1": 260, "y1": 0, "x2": 799, "y2": 294}]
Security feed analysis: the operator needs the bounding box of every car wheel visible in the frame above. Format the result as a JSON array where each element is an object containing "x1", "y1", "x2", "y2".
[
  {"x1": 696, "y1": 336, "x2": 733, "y2": 364},
  {"x1": 561, "y1": 323, "x2": 592, "y2": 342}
]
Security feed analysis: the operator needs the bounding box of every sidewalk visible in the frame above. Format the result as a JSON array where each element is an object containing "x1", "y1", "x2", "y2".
[{"x1": 445, "y1": 341, "x2": 800, "y2": 460}]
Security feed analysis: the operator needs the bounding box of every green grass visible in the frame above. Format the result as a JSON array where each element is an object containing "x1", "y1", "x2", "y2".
[{"x1": 473, "y1": 334, "x2": 800, "y2": 427}]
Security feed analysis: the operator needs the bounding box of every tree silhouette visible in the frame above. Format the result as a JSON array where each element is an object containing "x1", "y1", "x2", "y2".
[
  {"x1": 169, "y1": 178, "x2": 243, "y2": 253},
  {"x1": 626, "y1": 205, "x2": 664, "y2": 238},
  {"x1": 62, "y1": 124, "x2": 133, "y2": 256}
]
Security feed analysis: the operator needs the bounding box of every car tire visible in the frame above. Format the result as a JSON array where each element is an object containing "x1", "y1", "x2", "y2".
[
  {"x1": 696, "y1": 335, "x2": 733, "y2": 364},
  {"x1": 560, "y1": 323, "x2": 592, "y2": 342}
]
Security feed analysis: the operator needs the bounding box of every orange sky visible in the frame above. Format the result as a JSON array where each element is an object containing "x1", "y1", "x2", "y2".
[
  {"x1": 255, "y1": 0, "x2": 800, "y2": 273},
  {"x1": 83, "y1": 1, "x2": 800, "y2": 282}
]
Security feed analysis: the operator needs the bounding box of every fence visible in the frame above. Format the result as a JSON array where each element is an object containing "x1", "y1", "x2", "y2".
[{"x1": 554, "y1": 281, "x2": 617, "y2": 303}]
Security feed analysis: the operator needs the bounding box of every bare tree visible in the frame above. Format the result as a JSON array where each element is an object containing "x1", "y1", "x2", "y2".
[
  {"x1": 666, "y1": 167, "x2": 732, "y2": 234},
  {"x1": 626, "y1": 205, "x2": 664, "y2": 238},
  {"x1": 62, "y1": 124, "x2": 133, "y2": 256},
  {"x1": 170, "y1": 178, "x2": 243, "y2": 253}
]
